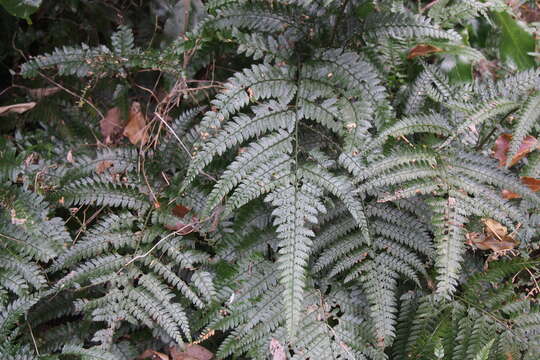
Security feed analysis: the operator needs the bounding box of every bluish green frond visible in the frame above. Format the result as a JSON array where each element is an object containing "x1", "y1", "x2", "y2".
[
  {"x1": 56, "y1": 176, "x2": 150, "y2": 211},
  {"x1": 429, "y1": 195, "x2": 468, "y2": 299},
  {"x1": 54, "y1": 213, "x2": 136, "y2": 270},
  {"x1": 266, "y1": 181, "x2": 324, "y2": 337},
  {"x1": 0, "y1": 294, "x2": 41, "y2": 339},
  {"x1": 365, "y1": 113, "x2": 451, "y2": 153},
  {"x1": 203, "y1": 130, "x2": 293, "y2": 216},
  {"x1": 61, "y1": 344, "x2": 117, "y2": 360},
  {"x1": 300, "y1": 164, "x2": 369, "y2": 242},
  {"x1": 225, "y1": 154, "x2": 293, "y2": 212},
  {"x1": 440, "y1": 99, "x2": 519, "y2": 147},
  {"x1": 111, "y1": 26, "x2": 135, "y2": 56},
  {"x1": 363, "y1": 13, "x2": 461, "y2": 41}
]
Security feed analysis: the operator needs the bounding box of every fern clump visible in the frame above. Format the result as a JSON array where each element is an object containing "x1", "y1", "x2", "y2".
[{"x1": 1, "y1": 0, "x2": 540, "y2": 358}]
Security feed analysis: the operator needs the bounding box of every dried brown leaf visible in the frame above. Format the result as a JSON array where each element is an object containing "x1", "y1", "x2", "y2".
[
  {"x1": 493, "y1": 133, "x2": 539, "y2": 167},
  {"x1": 164, "y1": 221, "x2": 197, "y2": 235},
  {"x1": 466, "y1": 230, "x2": 517, "y2": 252},
  {"x1": 96, "y1": 160, "x2": 114, "y2": 174},
  {"x1": 501, "y1": 176, "x2": 540, "y2": 199},
  {"x1": 172, "y1": 204, "x2": 191, "y2": 218},
  {"x1": 170, "y1": 344, "x2": 213, "y2": 360},
  {"x1": 519, "y1": 3, "x2": 540, "y2": 23},
  {"x1": 482, "y1": 218, "x2": 508, "y2": 240},
  {"x1": 138, "y1": 350, "x2": 169, "y2": 360},
  {"x1": 123, "y1": 102, "x2": 148, "y2": 145},
  {"x1": 493, "y1": 133, "x2": 512, "y2": 166},
  {"x1": 522, "y1": 176, "x2": 540, "y2": 192},
  {"x1": 27, "y1": 87, "x2": 61, "y2": 99},
  {"x1": 407, "y1": 44, "x2": 443, "y2": 59},
  {"x1": 0, "y1": 102, "x2": 36, "y2": 116},
  {"x1": 100, "y1": 107, "x2": 123, "y2": 142},
  {"x1": 501, "y1": 189, "x2": 521, "y2": 199}
]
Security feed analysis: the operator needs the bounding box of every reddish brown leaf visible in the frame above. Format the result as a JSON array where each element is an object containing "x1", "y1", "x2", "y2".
[
  {"x1": 512, "y1": 136, "x2": 539, "y2": 166},
  {"x1": 100, "y1": 107, "x2": 123, "y2": 142},
  {"x1": 493, "y1": 133, "x2": 539, "y2": 167},
  {"x1": 501, "y1": 189, "x2": 521, "y2": 199},
  {"x1": 172, "y1": 204, "x2": 191, "y2": 218},
  {"x1": 482, "y1": 218, "x2": 508, "y2": 240},
  {"x1": 522, "y1": 176, "x2": 540, "y2": 192},
  {"x1": 467, "y1": 219, "x2": 518, "y2": 252},
  {"x1": 138, "y1": 350, "x2": 169, "y2": 360},
  {"x1": 123, "y1": 102, "x2": 148, "y2": 145},
  {"x1": 0, "y1": 102, "x2": 36, "y2": 116},
  {"x1": 96, "y1": 160, "x2": 114, "y2": 174},
  {"x1": 170, "y1": 344, "x2": 213, "y2": 360},
  {"x1": 164, "y1": 221, "x2": 196, "y2": 235},
  {"x1": 407, "y1": 44, "x2": 443, "y2": 59},
  {"x1": 184, "y1": 345, "x2": 213, "y2": 360},
  {"x1": 493, "y1": 133, "x2": 511, "y2": 166},
  {"x1": 501, "y1": 176, "x2": 540, "y2": 199}
]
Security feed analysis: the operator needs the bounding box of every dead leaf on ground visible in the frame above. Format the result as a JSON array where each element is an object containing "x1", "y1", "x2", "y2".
[
  {"x1": 164, "y1": 220, "x2": 198, "y2": 235},
  {"x1": 100, "y1": 107, "x2": 123, "y2": 143},
  {"x1": 137, "y1": 350, "x2": 169, "y2": 360},
  {"x1": 501, "y1": 176, "x2": 540, "y2": 199},
  {"x1": 269, "y1": 338, "x2": 286, "y2": 360},
  {"x1": 172, "y1": 204, "x2": 191, "y2": 218},
  {"x1": 96, "y1": 160, "x2": 114, "y2": 174},
  {"x1": 502, "y1": 189, "x2": 521, "y2": 199},
  {"x1": 482, "y1": 218, "x2": 509, "y2": 240},
  {"x1": 0, "y1": 102, "x2": 37, "y2": 116},
  {"x1": 123, "y1": 101, "x2": 148, "y2": 145},
  {"x1": 466, "y1": 219, "x2": 518, "y2": 253},
  {"x1": 169, "y1": 344, "x2": 213, "y2": 360},
  {"x1": 493, "y1": 133, "x2": 539, "y2": 167},
  {"x1": 407, "y1": 44, "x2": 443, "y2": 59},
  {"x1": 466, "y1": 232, "x2": 517, "y2": 252},
  {"x1": 523, "y1": 176, "x2": 540, "y2": 192},
  {"x1": 27, "y1": 87, "x2": 61, "y2": 99}
]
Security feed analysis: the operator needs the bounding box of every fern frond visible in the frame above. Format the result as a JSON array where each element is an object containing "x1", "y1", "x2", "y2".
[
  {"x1": 366, "y1": 113, "x2": 451, "y2": 153},
  {"x1": 55, "y1": 176, "x2": 150, "y2": 212},
  {"x1": 203, "y1": 131, "x2": 293, "y2": 217},
  {"x1": 440, "y1": 99, "x2": 519, "y2": 147},
  {"x1": 429, "y1": 194, "x2": 468, "y2": 299},
  {"x1": 363, "y1": 13, "x2": 461, "y2": 41},
  {"x1": 266, "y1": 181, "x2": 324, "y2": 337},
  {"x1": 61, "y1": 344, "x2": 117, "y2": 360}
]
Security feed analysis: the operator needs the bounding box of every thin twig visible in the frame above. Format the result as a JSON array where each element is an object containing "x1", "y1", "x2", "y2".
[
  {"x1": 123, "y1": 223, "x2": 196, "y2": 267},
  {"x1": 27, "y1": 321, "x2": 40, "y2": 356}
]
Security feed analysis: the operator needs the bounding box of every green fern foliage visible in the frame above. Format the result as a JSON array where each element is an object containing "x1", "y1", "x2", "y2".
[{"x1": 2, "y1": 0, "x2": 540, "y2": 358}]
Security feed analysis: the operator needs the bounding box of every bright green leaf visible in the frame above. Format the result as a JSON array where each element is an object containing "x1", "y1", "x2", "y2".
[
  {"x1": 0, "y1": 0, "x2": 41, "y2": 19},
  {"x1": 492, "y1": 11, "x2": 535, "y2": 70}
]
